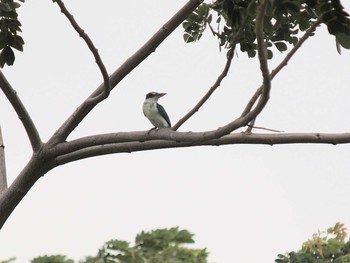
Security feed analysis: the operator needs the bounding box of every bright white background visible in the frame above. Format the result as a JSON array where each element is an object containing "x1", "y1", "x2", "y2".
[{"x1": 1, "y1": 1, "x2": 350, "y2": 262}]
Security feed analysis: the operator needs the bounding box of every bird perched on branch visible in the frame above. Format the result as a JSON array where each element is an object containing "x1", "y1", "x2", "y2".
[{"x1": 143, "y1": 92, "x2": 171, "y2": 129}]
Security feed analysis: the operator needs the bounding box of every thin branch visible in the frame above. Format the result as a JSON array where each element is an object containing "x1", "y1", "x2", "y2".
[
  {"x1": 0, "y1": 126, "x2": 7, "y2": 193},
  {"x1": 0, "y1": 70, "x2": 42, "y2": 152},
  {"x1": 255, "y1": 0, "x2": 270, "y2": 95},
  {"x1": 53, "y1": 0, "x2": 110, "y2": 101},
  {"x1": 190, "y1": 0, "x2": 271, "y2": 137},
  {"x1": 48, "y1": 0, "x2": 203, "y2": 144},
  {"x1": 241, "y1": 17, "x2": 322, "y2": 118},
  {"x1": 270, "y1": 17, "x2": 322, "y2": 79},
  {"x1": 55, "y1": 132, "x2": 350, "y2": 165},
  {"x1": 172, "y1": 48, "x2": 234, "y2": 131},
  {"x1": 173, "y1": 1, "x2": 255, "y2": 131},
  {"x1": 247, "y1": 124, "x2": 284, "y2": 133},
  {"x1": 245, "y1": 118, "x2": 256, "y2": 133},
  {"x1": 228, "y1": 0, "x2": 270, "y2": 133}
]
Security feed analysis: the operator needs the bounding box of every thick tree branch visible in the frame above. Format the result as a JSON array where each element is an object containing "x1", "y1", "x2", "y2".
[
  {"x1": 53, "y1": 0, "x2": 110, "y2": 101},
  {"x1": 0, "y1": 151, "x2": 55, "y2": 229},
  {"x1": 0, "y1": 71, "x2": 42, "y2": 152},
  {"x1": 0, "y1": 0, "x2": 203, "y2": 230},
  {"x1": 0, "y1": 126, "x2": 7, "y2": 193},
  {"x1": 48, "y1": 0, "x2": 203, "y2": 144},
  {"x1": 51, "y1": 1, "x2": 272, "y2": 157},
  {"x1": 55, "y1": 132, "x2": 350, "y2": 165}
]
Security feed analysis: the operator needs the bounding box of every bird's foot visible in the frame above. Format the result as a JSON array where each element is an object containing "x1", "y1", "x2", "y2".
[{"x1": 147, "y1": 127, "x2": 158, "y2": 134}]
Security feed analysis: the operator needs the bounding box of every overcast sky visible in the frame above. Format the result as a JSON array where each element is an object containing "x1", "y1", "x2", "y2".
[{"x1": 1, "y1": 1, "x2": 350, "y2": 262}]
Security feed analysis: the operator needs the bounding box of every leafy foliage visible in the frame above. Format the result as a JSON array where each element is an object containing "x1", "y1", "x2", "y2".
[
  {"x1": 0, "y1": 258, "x2": 16, "y2": 263},
  {"x1": 183, "y1": 0, "x2": 350, "y2": 58},
  {"x1": 183, "y1": 3, "x2": 211, "y2": 43},
  {"x1": 0, "y1": 0, "x2": 24, "y2": 68},
  {"x1": 31, "y1": 255, "x2": 74, "y2": 263},
  {"x1": 275, "y1": 222, "x2": 350, "y2": 263},
  {"x1": 1, "y1": 228, "x2": 207, "y2": 263},
  {"x1": 79, "y1": 227, "x2": 208, "y2": 263},
  {"x1": 2, "y1": 225, "x2": 350, "y2": 263}
]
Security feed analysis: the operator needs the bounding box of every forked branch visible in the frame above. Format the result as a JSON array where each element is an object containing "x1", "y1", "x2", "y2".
[
  {"x1": 51, "y1": 0, "x2": 272, "y2": 160},
  {"x1": 48, "y1": 0, "x2": 203, "y2": 144},
  {"x1": 270, "y1": 17, "x2": 322, "y2": 79},
  {"x1": 241, "y1": 17, "x2": 322, "y2": 118},
  {"x1": 172, "y1": 48, "x2": 235, "y2": 131},
  {"x1": 173, "y1": 1, "x2": 256, "y2": 131}
]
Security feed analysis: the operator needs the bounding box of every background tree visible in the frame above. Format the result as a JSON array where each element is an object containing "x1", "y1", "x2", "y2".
[
  {"x1": 81, "y1": 227, "x2": 208, "y2": 263},
  {"x1": 0, "y1": 258, "x2": 16, "y2": 263},
  {"x1": 275, "y1": 222, "x2": 350, "y2": 263},
  {"x1": 3, "y1": 224, "x2": 349, "y2": 262},
  {"x1": 1, "y1": 228, "x2": 208, "y2": 263},
  {"x1": 31, "y1": 255, "x2": 74, "y2": 263}
]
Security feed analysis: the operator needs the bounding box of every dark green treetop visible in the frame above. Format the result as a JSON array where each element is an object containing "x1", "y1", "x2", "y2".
[
  {"x1": 0, "y1": 0, "x2": 24, "y2": 67},
  {"x1": 183, "y1": 0, "x2": 350, "y2": 58}
]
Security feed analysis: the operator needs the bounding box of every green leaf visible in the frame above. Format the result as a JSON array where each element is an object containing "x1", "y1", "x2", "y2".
[
  {"x1": 5, "y1": 18, "x2": 22, "y2": 32},
  {"x1": 10, "y1": 35, "x2": 24, "y2": 51},
  {"x1": 299, "y1": 18, "x2": 310, "y2": 31},
  {"x1": 8, "y1": 2, "x2": 22, "y2": 9},
  {"x1": 319, "y1": 2, "x2": 333, "y2": 12},
  {"x1": 207, "y1": 13, "x2": 212, "y2": 24},
  {"x1": 106, "y1": 239, "x2": 131, "y2": 251},
  {"x1": 336, "y1": 33, "x2": 350, "y2": 49},
  {"x1": 267, "y1": 49, "x2": 273, "y2": 59},
  {"x1": 328, "y1": 20, "x2": 344, "y2": 35},
  {"x1": 247, "y1": 48, "x2": 256, "y2": 58},
  {"x1": 285, "y1": 1, "x2": 300, "y2": 14},
  {"x1": 0, "y1": 3, "x2": 11, "y2": 12},
  {"x1": 0, "y1": 46, "x2": 15, "y2": 67},
  {"x1": 275, "y1": 41, "x2": 288, "y2": 52},
  {"x1": 183, "y1": 33, "x2": 194, "y2": 43}
]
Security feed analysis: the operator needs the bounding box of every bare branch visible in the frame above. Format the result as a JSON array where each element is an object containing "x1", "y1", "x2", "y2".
[
  {"x1": 0, "y1": 71, "x2": 42, "y2": 152},
  {"x1": 172, "y1": 48, "x2": 234, "y2": 131},
  {"x1": 0, "y1": 126, "x2": 7, "y2": 193},
  {"x1": 48, "y1": 0, "x2": 203, "y2": 144},
  {"x1": 247, "y1": 124, "x2": 284, "y2": 133},
  {"x1": 55, "y1": 132, "x2": 350, "y2": 165},
  {"x1": 245, "y1": 118, "x2": 256, "y2": 133},
  {"x1": 173, "y1": 1, "x2": 255, "y2": 131},
  {"x1": 53, "y1": 0, "x2": 110, "y2": 101}
]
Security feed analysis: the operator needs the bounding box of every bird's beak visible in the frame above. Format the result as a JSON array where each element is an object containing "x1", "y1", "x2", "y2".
[{"x1": 157, "y1": 93, "x2": 166, "y2": 98}]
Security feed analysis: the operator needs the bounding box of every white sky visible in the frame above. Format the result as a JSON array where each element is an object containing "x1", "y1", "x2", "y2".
[{"x1": 1, "y1": 1, "x2": 350, "y2": 262}]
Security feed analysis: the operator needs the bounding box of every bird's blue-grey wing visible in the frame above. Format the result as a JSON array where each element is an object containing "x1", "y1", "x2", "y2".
[{"x1": 157, "y1": 103, "x2": 171, "y2": 127}]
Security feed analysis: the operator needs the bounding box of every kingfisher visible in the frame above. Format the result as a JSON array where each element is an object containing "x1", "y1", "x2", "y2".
[{"x1": 143, "y1": 92, "x2": 171, "y2": 128}]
